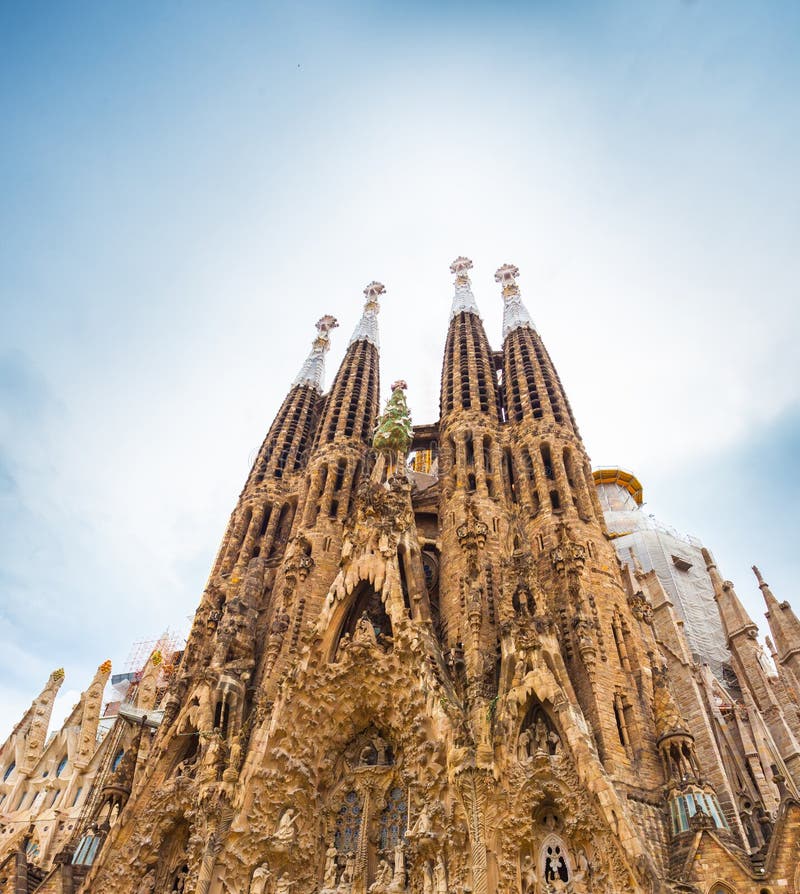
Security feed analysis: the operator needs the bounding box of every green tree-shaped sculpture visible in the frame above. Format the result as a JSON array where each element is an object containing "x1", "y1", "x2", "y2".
[{"x1": 373, "y1": 380, "x2": 413, "y2": 455}]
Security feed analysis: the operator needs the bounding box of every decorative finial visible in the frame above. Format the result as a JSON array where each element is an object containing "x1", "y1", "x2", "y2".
[
  {"x1": 450, "y1": 256, "x2": 473, "y2": 283},
  {"x1": 294, "y1": 315, "x2": 339, "y2": 390},
  {"x1": 449, "y1": 256, "x2": 480, "y2": 318},
  {"x1": 494, "y1": 263, "x2": 521, "y2": 297},
  {"x1": 752, "y1": 565, "x2": 765, "y2": 586},
  {"x1": 363, "y1": 281, "x2": 386, "y2": 301},
  {"x1": 349, "y1": 282, "x2": 384, "y2": 347},
  {"x1": 99, "y1": 659, "x2": 112, "y2": 675},
  {"x1": 316, "y1": 314, "x2": 338, "y2": 334},
  {"x1": 373, "y1": 379, "x2": 413, "y2": 455},
  {"x1": 52, "y1": 668, "x2": 65, "y2": 682},
  {"x1": 496, "y1": 263, "x2": 535, "y2": 339}
]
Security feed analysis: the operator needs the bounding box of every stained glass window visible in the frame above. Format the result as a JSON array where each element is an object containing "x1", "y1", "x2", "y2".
[
  {"x1": 335, "y1": 790, "x2": 362, "y2": 854},
  {"x1": 73, "y1": 834, "x2": 102, "y2": 866},
  {"x1": 379, "y1": 787, "x2": 407, "y2": 852}
]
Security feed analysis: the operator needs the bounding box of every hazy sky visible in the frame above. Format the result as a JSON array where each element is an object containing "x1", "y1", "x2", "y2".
[{"x1": 1, "y1": 1, "x2": 798, "y2": 740}]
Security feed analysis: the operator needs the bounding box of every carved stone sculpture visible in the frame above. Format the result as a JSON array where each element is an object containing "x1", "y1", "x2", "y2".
[
  {"x1": 273, "y1": 808, "x2": 299, "y2": 847},
  {"x1": 369, "y1": 859, "x2": 393, "y2": 893},
  {"x1": 250, "y1": 864, "x2": 272, "y2": 894}
]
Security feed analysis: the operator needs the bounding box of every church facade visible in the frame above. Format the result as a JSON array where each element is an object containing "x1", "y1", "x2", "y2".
[{"x1": 2, "y1": 259, "x2": 799, "y2": 893}]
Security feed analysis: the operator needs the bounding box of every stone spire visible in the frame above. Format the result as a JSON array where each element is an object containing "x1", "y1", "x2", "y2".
[
  {"x1": 495, "y1": 262, "x2": 535, "y2": 340},
  {"x1": 652, "y1": 665, "x2": 690, "y2": 742},
  {"x1": 11, "y1": 668, "x2": 65, "y2": 774},
  {"x1": 703, "y1": 549, "x2": 758, "y2": 642},
  {"x1": 756, "y1": 565, "x2": 800, "y2": 675},
  {"x1": 313, "y1": 282, "x2": 382, "y2": 448},
  {"x1": 449, "y1": 256, "x2": 481, "y2": 318},
  {"x1": 440, "y1": 259, "x2": 500, "y2": 423},
  {"x1": 292, "y1": 315, "x2": 339, "y2": 391},
  {"x1": 348, "y1": 281, "x2": 384, "y2": 347},
  {"x1": 74, "y1": 659, "x2": 113, "y2": 770},
  {"x1": 241, "y1": 314, "x2": 340, "y2": 492},
  {"x1": 705, "y1": 552, "x2": 800, "y2": 786}
]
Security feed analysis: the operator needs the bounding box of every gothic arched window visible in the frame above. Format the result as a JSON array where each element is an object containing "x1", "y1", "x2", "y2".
[
  {"x1": 334, "y1": 791, "x2": 362, "y2": 854},
  {"x1": 540, "y1": 835, "x2": 570, "y2": 885},
  {"x1": 379, "y1": 787, "x2": 407, "y2": 852},
  {"x1": 56, "y1": 756, "x2": 68, "y2": 777}
]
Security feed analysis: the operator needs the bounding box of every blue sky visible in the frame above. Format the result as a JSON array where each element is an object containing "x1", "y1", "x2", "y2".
[{"x1": 1, "y1": 1, "x2": 798, "y2": 737}]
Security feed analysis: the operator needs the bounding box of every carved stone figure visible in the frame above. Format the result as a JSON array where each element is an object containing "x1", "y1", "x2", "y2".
[
  {"x1": 387, "y1": 842, "x2": 406, "y2": 892},
  {"x1": 369, "y1": 859, "x2": 393, "y2": 893},
  {"x1": 517, "y1": 728, "x2": 533, "y2": 761},
  {"x1": 353, "y1": 612, "x2": 378, "y2": 646},
  {"x1": 373, "y1": 733, "x2": 389, "y2": 765},
  {"x1": 171, "y1": 866, "x2": 188, "y2": 893},
  {"x1": 250, "y1": 864, "x2": 272, "y2": 894},
  {"x1": 520, "y1": 854, "x2": 537, "y2": 894},
  {"x1": 410, "y1": 803, "x2": 433, "y2": 837},
  {"x1": 322, "y1": 845, "x2": 339, "y2": 890},
  {"x1": 273, "y1": 807, "x2": 299, "y2": 845},
  {"x1": 534, "y1": 717, "x2": 549, "y2": 754},
  {"x1": 422, "y1": 861, "x2": 434, "y2": 894},
  {"x1": 337, "y1": 855, "x2": 355, "y2": 894},
  {"x1": 433, "y1": 854, "x2": 447, "y2": 894}
]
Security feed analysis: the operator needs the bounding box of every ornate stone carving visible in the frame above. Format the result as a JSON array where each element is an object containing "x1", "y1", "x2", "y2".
[
  {"x1": 627, "y1": 591, "x2": 653, "y2": 625},
  {"x1": 249, "y1": 864, "x2": 272, "y2": 894},
  {"x1": 456, "y1": 502, "x2": 489, "y2": 555}
]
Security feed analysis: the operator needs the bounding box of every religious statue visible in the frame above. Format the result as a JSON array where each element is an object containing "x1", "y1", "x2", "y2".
[
  {"x1": 373, "y1": 733, "x2": 389, "y2": 765},
  {"x1": 201, "y1": 727, "x2": 226, "y2": 780},
  {"x1": 273, "y1": 807, "x2": 299, "y2": 845},
  {"x1": 250, "y1": 864, "x2": 272, "y2": 894},
  {"x1": 520, "y1": 854, "x2": 537, "y2": 894},
  {"x1": 322, "y1": 844, "x2": 339, "y2": 891},
  {"x1": 410, "y1": 803, "x2": 433, "y2": 837},
  {"x1": 534, "y1": 717, "x2": 549, "y2": 754},
  {"x1": 369, "y1": 859, "x2": 393, "y2": 893},
  {"x1": 275, "y1": 873, "x2": 293, "y2": 894},
  {"x1": 518, "y1": 728, "x2": 533, "y2": 761},
  {"x1": 388, "y1": 842, "x2": 406, "y2": 892},
  {"x1": 337, "y1": 855, "x2": 355, "y2": 894},
  {"x1": 353, "y1": 612, "x2": 378, "y2": 646},
  {"x1": 572, "y1": 849, "x2": 590, "y2": 886},
  {"x1": 433, "y1": 855, "x2": 447, "y2": 894},
  {"x1": 422, "y1": 861, "x2": 434, "y2": 894}
]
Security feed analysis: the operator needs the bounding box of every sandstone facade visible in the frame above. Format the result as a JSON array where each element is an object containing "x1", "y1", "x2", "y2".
[{"x1": 2, "y1": 260, "x2": 799, "y2": 893}]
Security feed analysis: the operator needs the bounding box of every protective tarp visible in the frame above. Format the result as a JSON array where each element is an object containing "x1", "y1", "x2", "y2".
[{"x1": 597, "y1": 483, "x2": 731, "y2": 680}]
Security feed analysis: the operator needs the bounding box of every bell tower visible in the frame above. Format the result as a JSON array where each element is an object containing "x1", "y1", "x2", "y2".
[{"x1": 496, "y1": 262, "x2": 659, "y2": 781}]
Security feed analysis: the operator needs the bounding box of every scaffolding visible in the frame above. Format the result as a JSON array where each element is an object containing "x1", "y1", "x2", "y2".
[{"x1": 595, "y1": 470, "x2": 731, "y2": 680}]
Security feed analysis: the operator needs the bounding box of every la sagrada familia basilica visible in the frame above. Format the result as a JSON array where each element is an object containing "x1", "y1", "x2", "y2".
[{"x1": 2, "y1": 260, "x2": 800, "y2": 894}]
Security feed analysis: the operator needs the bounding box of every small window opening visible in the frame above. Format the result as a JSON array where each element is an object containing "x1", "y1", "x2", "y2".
[{"x1": 541, "y1": 444, "x2": 554, "y2": 480}]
